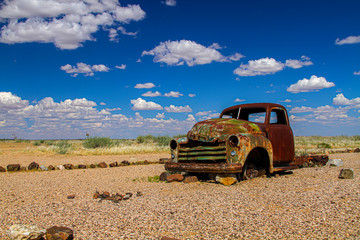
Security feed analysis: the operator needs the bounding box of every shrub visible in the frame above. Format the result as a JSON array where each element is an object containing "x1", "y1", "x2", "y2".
[
  {"x1": 83, "y1": 137, "x2": 113, "y2": 149},
  {"x1": 56, "y1": 140, "x2": 72, "y2": 154},
  {"x1": 317, "y1": 142, "x2": 331, "y2": 149}
]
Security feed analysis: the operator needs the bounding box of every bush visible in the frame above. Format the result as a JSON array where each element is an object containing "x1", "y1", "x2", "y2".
[
  {"x1": 83, "y1": 137, "x2": 113, "y2": 149},
  {"x1": 317, "y1": 142, "x2": 331, "y2": 149},
  {"x1": 56, "y1": 140, "x2": 72, "y2": 154}
]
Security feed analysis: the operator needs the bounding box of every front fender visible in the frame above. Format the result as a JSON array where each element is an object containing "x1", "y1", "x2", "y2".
[{"x1": 227, "y1": 134, "x2": 273, "y2": 173}]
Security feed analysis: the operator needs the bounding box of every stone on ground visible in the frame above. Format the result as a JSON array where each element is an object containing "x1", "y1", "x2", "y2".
[
  {"x1": 7, "y1": 224, "x2": 46, "y2": 240},
  {"x1": 215, "y1": 174, "x2": 238, "y2": 186},
  {"x1": 338, "y1": 168, "x2": 354, "y2": 179}
]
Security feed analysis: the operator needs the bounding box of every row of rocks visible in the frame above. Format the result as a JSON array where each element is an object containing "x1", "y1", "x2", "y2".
[
  {"x1": 93, "y1": 191, "x2": 143, "y2": 203},
  {"x1": 0, "y1": 159, "x2": 169, "y2": 173},
  {"x1": 8, "y1": 224, "x2": 73, "y2": 240}
]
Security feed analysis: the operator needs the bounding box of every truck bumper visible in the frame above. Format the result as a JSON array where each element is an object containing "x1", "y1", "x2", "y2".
[{"x1": 165, "y1": 161, "x2": 243, "y2": 173}]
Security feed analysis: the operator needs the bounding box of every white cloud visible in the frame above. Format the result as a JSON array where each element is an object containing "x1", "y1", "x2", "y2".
[
  {"x1": 135, "y1": 83, "x2": 155, "y2": 89},
  {"x1": 354, "y1": 71, "x2": 360, "y2": 75},
  {"x1": 281, "y1": 99, "x2": 292, "y2": 103},
  {"x1": 165, "y1": 105, "x2": 192, "y2": 113},
  {"x1": 156, "y1": 113, "x2": 165, "y2": 119},
  {"x1": 61, "y1": 63, "x2": 109, "y2": 77},
  {"x1": 163, "y1": 0, "x2": 176, "y2": 6},
  {"x1": 142, "y1": 40, "x2": 243, "y2": 66},
  {"x1": 189, "y1": 94, "x2": 196, "y2": 98},
  {"x1": 333, "y1": 93, "x2": 360, "y2": 107},
  {"x1": 105, "y1": 107, "x2": 121, "y2": 111},
  {"x1": 142, "y1": 91, "x2": 161, "y2": 97},
  {"x1": 130, "y1": 98, "x2": 163, "y2": 110},
  {"x1": 285, "y1": 56, "x2": 313, "y2": 69},
  {"x1": 234, "y1": 57, "x2": 285, "y2": 76},
  {"x1": 164, "y1": 91, "x2": 183, "y2": 98},
  {"x1": 187, "y1": 114, "x2": 196, "y2": 121},
  {"x1": 234, "y1": 56, "x2": 313, "y2": 77},
  {"x1": 234, "y1": 98, "x2": 245, "y2": 102},
  {"x1": 0, "y1": 0, "x2": 146, "y2": 49},
  {"x1": 290, "y1": 106, "x2": 313, "y2": 113},
  {"x1": 0, "y1": 92, "x2": 199, "y2": 139},
  {"x1": 0, "y1": 92, "x2": 29, "y2": 113},
  {"x1": 335, "y1": 35, "x2": 360, "y2": 45},
  {"x1": 287, "y1": 75, "x2": 335, "y2": 93},
  {"x1": 100, "y1": 102, "x2": 106, "y2": 106},
  {"x1": 116, "y1": 64, "x2": 126, "y2": 70}
]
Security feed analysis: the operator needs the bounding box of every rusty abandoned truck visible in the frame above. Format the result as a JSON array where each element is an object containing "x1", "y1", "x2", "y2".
[{"x1": 165, "y1": 103, "x2": 327, "y2": 181}]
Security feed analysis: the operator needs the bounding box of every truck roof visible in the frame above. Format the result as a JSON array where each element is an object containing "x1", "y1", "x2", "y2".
[{"x1": 220, "y1": 103, "x2": 286, "y2": 116}]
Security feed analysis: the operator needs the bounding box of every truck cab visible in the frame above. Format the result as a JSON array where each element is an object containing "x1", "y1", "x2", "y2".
[{"x1": 165, "y1": 103, "x2": 295, "y2": 180}]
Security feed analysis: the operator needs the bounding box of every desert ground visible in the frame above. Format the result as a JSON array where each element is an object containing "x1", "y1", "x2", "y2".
[{"x1": 0, "y1": 143, "x2": 359, "y2": 239}]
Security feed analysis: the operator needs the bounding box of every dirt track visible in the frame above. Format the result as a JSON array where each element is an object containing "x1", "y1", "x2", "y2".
[{"x1": 0, "y1": 153, "x2": 359, "y2": 239}]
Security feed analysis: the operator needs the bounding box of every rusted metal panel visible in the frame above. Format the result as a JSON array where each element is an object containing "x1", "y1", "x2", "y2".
[
  {"x1": 165, "y1": 162, "x2": 243, "y2": 173},
  {"x1": 293, "y1": 155, "x2": 329, "y2": 166}
]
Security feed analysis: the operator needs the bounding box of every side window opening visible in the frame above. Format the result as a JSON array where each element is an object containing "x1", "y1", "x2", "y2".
[{"x1": 270, "y1": 109, "x2": 287, "y2": 125}]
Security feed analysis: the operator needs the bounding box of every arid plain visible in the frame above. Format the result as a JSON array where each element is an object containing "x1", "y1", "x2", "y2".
[{"x1": 0, "y1": 140, "x2": 359, "y2": 239}]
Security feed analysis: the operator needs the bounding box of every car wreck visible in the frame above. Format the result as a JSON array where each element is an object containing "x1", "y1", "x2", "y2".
[{"x1": 166, "y1": 103, "x2": 313, "y2": 181}]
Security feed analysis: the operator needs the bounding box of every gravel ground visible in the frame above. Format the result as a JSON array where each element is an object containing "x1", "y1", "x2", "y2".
[{"x1": 0, "y1": 153, "x2": 359, "y2": 239}]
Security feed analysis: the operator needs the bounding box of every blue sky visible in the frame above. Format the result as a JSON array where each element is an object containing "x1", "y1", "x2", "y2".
[{"x1": 0, "y1": 0, "x2": 359, "y2": 139}]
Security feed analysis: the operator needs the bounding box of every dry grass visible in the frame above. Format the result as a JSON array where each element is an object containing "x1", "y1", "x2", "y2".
[{"x1": 1, "y1": 135, "x2": 359, "y2": 157}]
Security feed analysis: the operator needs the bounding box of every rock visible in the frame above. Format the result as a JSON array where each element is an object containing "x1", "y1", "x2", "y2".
[
  {"x1": 121, "y1": 160, "x2": 130, "y2": 166},
  {"x1": 338, "y1": 168, "x2": 354, "y2": 179},
  {"x1": 144, "y1": 160, "x2": 149, "y2": 165},
  {"x1": 98, "y1": 162, "x2": 108, "y2": 168},
  {"x1": 63, "y1": 164, "x2": 73, "y2": 170},
  {"x1": 215, "y1": 174, "x2": 238, "y2": 186},
  {"x1": 354, "y1": 148, "x2": 360, "y2": 153},
  {"x1": 7, "y1": 224, "x2": 46, "y2": 240},
  {"x1": 109, "y1": 162, "x2": 118, "y2": 167},
  {"x1": 166, "y1": 174, "x2": 184, "y2": 182},
  {"x1": 58, "y1": 165, "x2": 65, "y2": 170},
  {"x1": 159, "y1": 172, "x2": 170, "y2": 181},
  {"x1": 123, "y1": 193, "x2": 133, "y2": 200},
  {"x1": 39, "y1": 165, "x2": 48, "y2": 171},
  {"x1": 89, "y1": 164, "x2": 96, "y2": 168},
  {"x1": 20, "y1": 167, "x2": 27, "y2": 171},
  {"x1": 136, "y1": 191, "x2": 143, "y2": 197},
  {"x1": 0, "y1": 166, "x2": 6, "y2": 172},
  {"x1": 67, "y1": 194, "x2": 75, "y2": 199},
  {"x1": 183, "y1": 175, "x2": 198, "y2": 183},
  {"x1": 77, "y1": 164, "x2": 86, "y2": 169},
  {"x1": 326, "y1": 159, "x2": 343, "y2": 167},
  {"x1": 93, "y1": 192, "x2": 100, "y2": 199},
  {"x1": 48, "y1": 165, "x2": 55, "y2": 170},
  {"x1": 7, "y1": 164, "x2": 20, "y2": 172},
  {"x1": 28, "y1": 162, "x2": 39, "y2": 170},
  {"x1": 46, "y1": 226, "x2": 73, "y2": 240}
]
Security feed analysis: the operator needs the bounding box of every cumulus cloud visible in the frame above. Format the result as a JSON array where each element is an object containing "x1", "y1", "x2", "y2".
[
  {"x1": 234, "y1": 58, "x2": 285, "y2": 76},
  {"x1": 165, "y1": 105, "x2": 192, "y2": 113},
  {"x1": 354, "y1": 70, "x2": 360, "y2": 75},
  {"x1": 188, "y1": 94, "x2": 196, "y2": 98},
  {"x1": 234, "y1": 98, "x2": 245, "y2": 102},
  {"x1": 0, "y1": 92, "x2": 197, "y2": 139},
  {"x1": 163, "y1": 0, "x2": 176, "y2": 6},
  {"x1": 164, "y1": 91, "x2": 183, "y2": 98},
  {"x1": 116, "y1": 64, "x2": 126, "y2": 70},
  {"x1": 130, "y1": 98, "x2": 163, "y2": 110},
  {"x1": 61, "y1": 63, "x2": 110, "y2": 77},
  {"x1": 142, "y1": 91, "x2": 161, "y2": 97},
  {"x1": 287, "y1": 75, "x2": 335, "y2": 93},
  {"x1": 0, "y1": 92, "x2": 29, "y2": 113},
  {"x1": 0, "y1": 0, "x2": 146, "y2": 49},
  {"x1": 142, "y1": 40, "x2": 243, "y2": 66},
  {"x1": 134, "y1": 83, "x2": 155, "y2": 89},
  {"x1": 156, "y1": 113, "x2": 165, "y2": 118},
  {"x1": 285, "y1": 56, "x2": 313, "y2": 69},
  {"x1": 234, "y1": 56, "x2": 313, "y2": 77},
  {"x1": 335, "y1": 35, "x2": 360, "y2": 45},
  {"x1": 333, "y1": 93, "x2": 360, "y2": 107}
]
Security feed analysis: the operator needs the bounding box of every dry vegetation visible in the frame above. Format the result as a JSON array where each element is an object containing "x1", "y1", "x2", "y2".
[{"x1": 0, "y1": 135, "x2": 358, "y2": 157}]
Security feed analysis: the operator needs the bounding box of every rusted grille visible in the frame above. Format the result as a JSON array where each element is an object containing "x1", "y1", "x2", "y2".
[{"x1": 178, "y1": 145, "x2": 227, "y2": 163}]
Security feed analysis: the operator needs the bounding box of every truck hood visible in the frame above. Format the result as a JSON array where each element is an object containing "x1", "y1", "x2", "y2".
[{"x1": 187, "y1": 118, "x2": 263, "y2": 143}]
